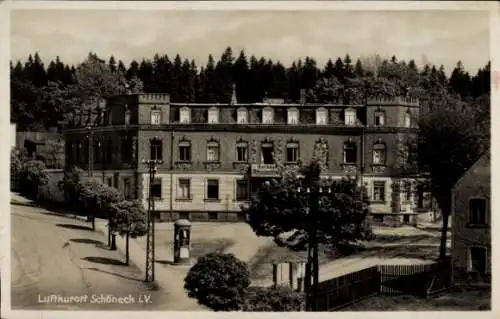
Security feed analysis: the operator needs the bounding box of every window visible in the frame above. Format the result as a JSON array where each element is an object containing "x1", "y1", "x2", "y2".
[
  {"x1": 401, "y1": 181, "x2": 412, "y2": 202},
  {"x1": 469, "y1": 198, "x2": 487, "y2": 225},
  {"x1": 372, "y1": 142, "x2": 386, "y2": 165},
  {"x1": 208, "y1": 107, "x2": 219, "y2": 124},
  {"x1": 206, "y1": 179, "x2": 219, "y2": 200},
  {"x1": 177, "y1": 179, "x2": 191, "y2": 200},
  {"x1": 180, "y1": 107, "x2": 191, "y2": 124},
  {"x1": 206, "y1": 141, "x2": 220, "y2": 162},
  {"x1": 150, "y1": 139, "x2": 163, "y2": 160},
  {"x1": 262, "y1": 107, "x2": 274, "y2": 124},
  {"x1": 404, "y1": 111, "x2": 411, "y2": 128},
  {"x1": 107, "y1": 177, "x2": 112, "y2": 187},
  {"x1": 121, "y1": 137, "x2": 132, "y2": 162},
  {"x1": 179, "y1": 140, "x2": 192, "y2": 162},
  {"x1": 151, "y1": 178, "x2": 162, "y2": 199},
  {"x1": 151, "y1": 110, "x2": 161, "y2": 125},
  {"x1": 236, "y1": 141, "x2": 248, "y2": 162},
  {"x1": 236, "y1": 179, "x2": 249, "y2": 201},
  {"x1": 344, "y1": 109, "x2": 356, "y2": 125},
  {"x1": 108, "y1": 110, "x2": 113, "y2": 125},
  {"x1": 237, "y1": 107, "x2": 248, "y2": 124},
  {"x1": 287, "y1": 108, "x2": 299, "y2": 124},
  {"x1": 373, "y1": 181, "x2": 386, "y2": 202},
  {"x1": 286, "y1": 142, "x2": 299, "y2": 163},
  {"x1": 316, "y1": 107, "x2": 328, "y2": 125},
  {"x1": 261, "y1": 142, "x2": 274, "y2": 164},
  {"x1": 469, "y1": 247, "x2": 487, "y2": 274},
  {"x1": 374, "y1": 110, "x2": 385, "y2": 126},
  {"x1": 343, "y1": 141, "x2": 357, "y2": 164},
  {"x1": 125, "y1": 110, "x2": 131, "y2": 125},
  {"x1": 123, "y1": 178, "x2": 131, "y2": 199}
]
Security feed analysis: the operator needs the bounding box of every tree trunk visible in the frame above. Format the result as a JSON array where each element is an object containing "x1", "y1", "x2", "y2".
[
  {"x1": 439, "y1": 210, "x2": 450, "y2": 259},
  {"x1": 108, "y1": 218, "x2": 111, "y2": 246},
  {"x1": 125, "y1": 232, "x2": 130, "y2": 265}
]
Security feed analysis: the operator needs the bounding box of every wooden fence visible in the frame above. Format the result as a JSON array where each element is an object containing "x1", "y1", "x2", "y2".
[{"x1": 314, "y1": 260, "x2": 452, "y2": 311}]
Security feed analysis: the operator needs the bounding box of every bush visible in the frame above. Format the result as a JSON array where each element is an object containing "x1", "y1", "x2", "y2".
[
  {"x1": 184, "y1": 253, "x2": 251, "y2": 311},
  {"x1": 243, "y1": 286, "x2": 304, "y2": 311},
  {"x1": 10, "y1": 148, "x2": 24, "y2": 190},
  {"x1": 17, "y1": 160, "x2": 49, "y2": 199},
  {"x1": 58, "y1": 166, "x2": 84, "y2": 208},
  {"x1": 76, "y1": 178, "x2": 123, "y2": 219}
]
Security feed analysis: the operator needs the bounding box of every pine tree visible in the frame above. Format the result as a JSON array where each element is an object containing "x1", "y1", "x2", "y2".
[
  {"x1": 233, "y1": 50, "x2": 249, "y2": 102},
  {"x1": 354, "y1": 59, "x2": 364, "y2": 77}
]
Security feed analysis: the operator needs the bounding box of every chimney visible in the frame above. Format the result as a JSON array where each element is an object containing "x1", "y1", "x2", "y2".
[
  {"x1": 230, "y1": 83, "x2": 238, "y2": 105},
  {"x1": 300, "y1": 89, "x2": 306, "y2": 105}
]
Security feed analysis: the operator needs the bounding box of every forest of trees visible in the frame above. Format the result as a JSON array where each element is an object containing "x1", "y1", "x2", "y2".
[{"x1": 11, "y1": 47, "x2": 490, "y2": 131}]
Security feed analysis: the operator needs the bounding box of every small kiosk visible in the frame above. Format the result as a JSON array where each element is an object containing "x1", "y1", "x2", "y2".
[{"x1": 173, "y1": 219, "x2": 192, "y2": 265}]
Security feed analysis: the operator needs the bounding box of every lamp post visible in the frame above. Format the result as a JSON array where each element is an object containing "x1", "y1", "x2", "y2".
[
  {"x1": 297, "y1": 178, "x2": 332, "y2": 312},
  {"x1": 143, "y1": 159, "x2": 163, "y2": 282}
]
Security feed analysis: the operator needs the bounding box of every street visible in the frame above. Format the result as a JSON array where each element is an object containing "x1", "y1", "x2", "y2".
[{"x1": 11, "y1": 201, "x2": 170, "y2": 310}]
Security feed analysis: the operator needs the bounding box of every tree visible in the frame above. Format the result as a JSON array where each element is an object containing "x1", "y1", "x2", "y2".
[
  {"x1": 109, "y1": 200, "x2": 147, "y2": 264},
  {"x1": 17, "y1": 160, "x2": 49, "y2": 200},
  {"x1": 184, "y1": 252, "x2": 250, "y2": 311},
  {"x1": 10, "y1": 147, "x2": 26, "y2": 191},
  {"x1": 242, "y1": 161, "x2": 374, "y2": 251},
  {"x1": 243, "y1": 286, "x2": 304, "y2": 311},
  {"x1": 58, "y1": 166, "x2": 84, "y2": 208}
]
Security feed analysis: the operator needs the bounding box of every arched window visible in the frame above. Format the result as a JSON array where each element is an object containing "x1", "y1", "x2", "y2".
[
  {"x1": 180, "y1": 107, "x2": 191, "y2": 124},
  {"x1": 208, "y1": 107, "x2": 219, "y2": 124},
  {"x1": 287, "y1": 107, "x2": 299, "y2": 124},
  {"x1": 372, "y1": 141, "x2": 386, "y2": 165},
  {"x1": 237, "y1": 107, "x2": 248, "y2": 124},
  {"x1": 206, "y1": 139, "x2": 220, "y2": 162},
  {"x1": 344, "y1": 108, "x2": 356, "y2": 126},
  {"x1": 235, "y1": 139, "x2": 248, "y2": 162},
  {"x1": 343, "y1": 140, "x2": 357, "y2": 164},
  {"x1": 374, "y1": 109, "x2": 385, "y2": 126},
  {"x1": 262, "y1": 107, "x2": 274, "y2": 124},
  {"x1": 316, "y1": 107, "x2": 328, "y2": 125}
]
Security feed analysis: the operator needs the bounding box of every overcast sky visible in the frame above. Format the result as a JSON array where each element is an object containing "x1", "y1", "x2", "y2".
[{"x1": 10, "y1": 9, "x2": 491, "y2": 74}]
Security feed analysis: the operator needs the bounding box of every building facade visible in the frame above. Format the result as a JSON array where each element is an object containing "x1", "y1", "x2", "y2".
[
  {"x1": 451, "y1": 152, "x2": 491, "y2": 287},
  {"x1": 64, "y1": 89, "x2": 428, "y2": 224}
]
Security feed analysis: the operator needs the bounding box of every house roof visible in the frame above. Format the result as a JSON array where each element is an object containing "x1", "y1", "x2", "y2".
[{"x1": 452, "y1": 150, "x2": 490, "y2": 191}]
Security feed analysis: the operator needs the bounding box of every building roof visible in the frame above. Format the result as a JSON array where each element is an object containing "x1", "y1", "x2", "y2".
[{"x1": 452, "y1": 150, "x2": 490, "y2": 191}]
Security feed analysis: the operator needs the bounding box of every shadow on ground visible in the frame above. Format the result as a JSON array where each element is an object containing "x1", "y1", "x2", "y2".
[
  {"x1": 372, "y1": 234, "x2": 436, "y2": 244},
  {"x1": 57, "y1": 223, "x2": 92, "y2": 231},
  {"x1": 10, "y1": 201, "x2": 37, "y2": 208},
  {"x1": 82, "y1": 256, "x2": 125, "y2": 266},
  {"x1": 83, "y1": 267, "x2": 143, "y2": 282},
  {"x1": 70, "y1": 238, "x2": 109, "y2": 250}
]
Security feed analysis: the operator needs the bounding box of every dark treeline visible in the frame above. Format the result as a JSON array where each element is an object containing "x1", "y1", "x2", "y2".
[{"x1": 11, "y1": 47, "x2": 490, "y2": 131}]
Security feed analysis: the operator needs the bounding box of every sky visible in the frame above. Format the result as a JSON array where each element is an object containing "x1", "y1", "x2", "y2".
[{"x1": 10, "y1": 8, "x2": 491, "y2": 75}]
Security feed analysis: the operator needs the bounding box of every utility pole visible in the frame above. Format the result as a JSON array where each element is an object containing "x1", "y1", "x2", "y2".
[
  {"x1": 86, "y1": 124, "x2": 95, "y2": 231},
  {"x1": 143, "y1": 159, "x2": 163, "y2": 282}
]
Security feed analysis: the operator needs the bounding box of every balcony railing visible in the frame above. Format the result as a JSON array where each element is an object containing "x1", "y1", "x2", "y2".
[{"x1": 250, "y1": 163, "x2": 280, "y2": 177}]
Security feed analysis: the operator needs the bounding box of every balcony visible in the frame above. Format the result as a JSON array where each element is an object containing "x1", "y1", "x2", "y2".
[
  {"x1": 250, "y1": 164, "x2": 280, "y2": 177},
  {"x1": 341, "y1": 163, "x2": 357, "y2": 174},
  {"x1": 232, "y1": 162, "x2": 250, "y2": 172}
]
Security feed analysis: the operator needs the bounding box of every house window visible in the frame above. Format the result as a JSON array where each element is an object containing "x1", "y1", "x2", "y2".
[
  {"x1": 178, "y1": 140, "x2": 191, "y2": 162},
  {"x1": 125, "y1": 110, "x2": 131, "y2": 125},
  {"x1": 120, "y1": 137, "x2": 133, "y2": 162},
  {"x1": 404, "y1": 111, "x2": 411, "y2": 128},
  {"x1": 344, "y1": 108, "x2": 356, "y2": 125},
  {"x1": 177, "y1": 178, "x2": 191, "y2": 200},
  {"x1": 286, "y1": 142, "x2": 299, "y2": 163},
  {"x1": 237, "y1": 108, "x2": 248, "y2": 124},
  {"x1": 262, "y1": 107, "x2": 274, "y2": 124},
  {"x1": 469, "y1": 198, "x2": 487, "y2": 225},
  {"x1": 151, "y1": 178, "x2": 162, "y2": 199},
  {"x1": 374, "y1": 110, "x2": 385, "y2": 126},
  {"x1": 123, "y1": 177, "x2": 131, "y2": 199},
  {"x1": 236, "y1": 179, "x2": 249, "y2": 201},
  {"x1": 316, "y1": 107, "x2": 328, "y2": 125},
  {"x1": 372, "y1": 142, "x2": 386, "y2": 165},
  {"x1": 180, "y1": 107, "x2": 191, "y2": 124},
  {"x1": 287, "y1": 108, "x2": 299, "y2": 124},
  {"x1": 261, "y1": 142, "x2": 274, "y2": 164},
  {"x1": 343, "y1": 141, "x2": 357, "y2": 164},
  {"x1": 372, "y1": 181, "x2": 386, "y2": 202},
  {"x1": 401, "y1": 181, "x2": 412, "y2": 202},
  {"x1": 206, "y1": 179, "x2": 219, "y2": 200},
  {"x1": 107, "y1": 177, "x2": 112, "y2": 187},
  {"x1": 236, "y1": 141, "x2": 248, "y2": 162},
  {"x1": 206, "y1": 140, "x2": 220, "y2": 162},
  {"x1": 150, "y1": 138, "x2": 163, "y2": 160},
  {"x1": 208, "y1": 107, "x2": 219, "y2": 124},
  {"x1": 151, "y1": 110, "x2": 161, "y2": 125},
  {"x1": 469, "y1": 247, "x2": 487, "y2": 275}
]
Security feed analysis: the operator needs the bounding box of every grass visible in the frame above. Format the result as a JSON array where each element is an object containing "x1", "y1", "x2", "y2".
[{"x1": 343, "y1": 287, "x2": 491, "y2": 311}]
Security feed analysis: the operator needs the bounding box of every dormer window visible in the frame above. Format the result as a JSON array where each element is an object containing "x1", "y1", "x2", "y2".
[
  {"x1": 262, "y1": 107, "x2": 274, "y2": 124},
  {"x1": 374, "y1": 110, "x2": 385, "y2": 126},
  {"x1": 316, "y1": 107, "x2": 328, "y2": 125},
  {"x1": 151, "y1": 110, "x2": 161, "y2": 125},
  {"x1": 180, "y1": 107, "x2": 191, "y2": 124},
  {"x1": 237, "y1": 107, "x2": 248, "y2": 124},
  {"x1": 344, "y1": 108, "x2": 356, "y2": 126},
  {"x1": 287, "y1": 108, "x2": 299, "y2": 124},
  {"x1": 208, "y1": 107, "x2": 219, "y2": 124},
  {"x1": 404, "y1": 111, "x2": 411, "y2": 128},
  {"x1": 125, "y1": 110, "x2": 131, "y2": 125}
]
